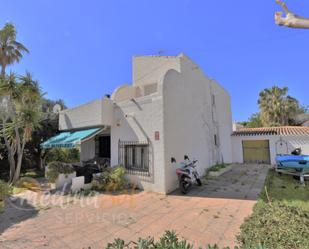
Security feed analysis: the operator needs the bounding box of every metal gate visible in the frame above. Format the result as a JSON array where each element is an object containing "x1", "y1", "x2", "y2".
[
  {"x1": 118, "y1": 139, "x2": 151, "y2": 177},
  {"x1": 242, "y1": 140, "x2": 270, "y2": 164}
]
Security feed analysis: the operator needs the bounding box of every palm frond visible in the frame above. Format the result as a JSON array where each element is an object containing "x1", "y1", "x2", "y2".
[{"x1": 0, "y1": 23, "x2": 29, "y2": 73}]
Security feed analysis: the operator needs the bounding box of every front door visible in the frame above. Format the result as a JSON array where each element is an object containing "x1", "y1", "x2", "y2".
[{"x1": 98, "y1": 136, "x2": 111, "y2": 158}]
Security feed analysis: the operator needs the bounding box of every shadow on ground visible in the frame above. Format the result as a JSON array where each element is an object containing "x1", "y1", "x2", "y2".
[
  {"x1": 0, "y1": 196, "x2": 38, "y2": 235},
  {"x1": 170, "y1": 164, "x2": 269, "y2": 201}
]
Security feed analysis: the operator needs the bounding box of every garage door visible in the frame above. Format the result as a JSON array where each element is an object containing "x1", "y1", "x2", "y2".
[{"x1": 242, "y1": 140, "x2": 270, "y2": 164}]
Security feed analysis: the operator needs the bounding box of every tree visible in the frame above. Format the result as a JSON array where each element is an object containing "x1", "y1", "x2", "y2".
[
  {"x1": 0, "y1": 23, "x2": 29, "y2": 77},
  {"x1": 0, "y1": 72, "x2": 42, "y2": 184},
  {"x1": 258, "y1": 86, "x2": 304, "y2": 127},
  {"x1": 240, "y1": 113, "x2": 263, "y2": 128},
  {"x1": 275, "y1": 0, "x2": 309, "y2": 29},
  {"x1": 24, "y1": 98, "x2": 66, "y2": 170}
]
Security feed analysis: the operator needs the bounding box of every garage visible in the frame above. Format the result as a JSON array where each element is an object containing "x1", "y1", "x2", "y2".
[
  {"x1": 232, "y1": 126, "x2": 309, "y2": 165},
  {"x1": 242, "y1": 140, "x2": 270, "y2": 164}
]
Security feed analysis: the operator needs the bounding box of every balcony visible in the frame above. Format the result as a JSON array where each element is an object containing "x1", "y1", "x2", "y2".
[{"x1": 59, "y1": 97, "x2": 114, "y2": 131}]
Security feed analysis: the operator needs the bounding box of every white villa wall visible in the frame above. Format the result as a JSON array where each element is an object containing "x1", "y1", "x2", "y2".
[
  {"x1": 133, "y1": 56, "x2": 181, "y2": 87},
  {"x1": 162, "y1": 55, "x2": 233, "y2": 193},
  {"x1": 287, "y1": 136, "x2": 309, "y2": 155},
  {"x1": 232, "y1": 135, "x2": 309, "y2": 165},
  {"x1": 80, "y1": 139, "x2": 95, "y2": 162},
  {"x1": 211, "y1": 80, "x2": 233, "y2": 164},
  {"x1": 58, "y1": 53, "x2": 234, "y2": 194},
  {"x1": 110, "y1": 94, "x2": 166, "y2": 193},
  {"x1": 59, "y1": 97, "x2": 114, "y2": 131},
  {"x1": 80, "y1": 128, "x2": 111, "y2": 162},
  {"x1": 111, "y1": 84, "x2": 142, "y2": 103}
]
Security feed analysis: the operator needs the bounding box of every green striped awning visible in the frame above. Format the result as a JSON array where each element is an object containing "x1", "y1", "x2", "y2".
[{"x1": 41, "y1": 128, "x2": 102, "y2": 149}]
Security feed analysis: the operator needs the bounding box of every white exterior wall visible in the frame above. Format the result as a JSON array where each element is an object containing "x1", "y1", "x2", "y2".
[
  {"x1": 211, "y1": 80, "x2": 233, "y2": 164},
  {"x1": 162, "y1": 55, "x2": 233, "y2": 193},
  {"x1": 232, "y1": 135, "x2": 309, "y2": 165},
  {"x1": 59, "y1": 97, "x2": 114, "y2": 131},
  {"x1": 133, "y1": 56, "x2": 181, "y2": 87},
  {"x1": 80, "y1": 128, "x2": 111, "y2": 162},
  {"x1": 287, "y1": 136, "x2": 309, "y2": 155},
  {"x1": 58, "y1": 53, "x2": 233, "y2": 194},
  {"x1": 110, "y1": 94, "x2": 166, "y2": 193},
  {"x1": 111, "y1": 84, "x2": 142, "y2": 102},
  {"x1": 80, "y1": 139, "x2": 95, "y2": 162}
]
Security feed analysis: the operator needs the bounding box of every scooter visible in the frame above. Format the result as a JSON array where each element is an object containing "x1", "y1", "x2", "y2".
[{"x1": 175, "y1": 155, "x2": 202, "y2": 194}]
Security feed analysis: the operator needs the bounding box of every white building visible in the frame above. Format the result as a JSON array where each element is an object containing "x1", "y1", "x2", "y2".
[
  {"x1": 232, "y1": 126, "x2": 309, "y2": 165},
  {"x1": 42, "y1": 53, "x2": 233, "y2": 194}
]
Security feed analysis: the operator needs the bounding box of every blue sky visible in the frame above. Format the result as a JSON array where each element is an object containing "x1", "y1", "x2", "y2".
[{"x1": 1, "y1": 0, "x2": 309, "y2": 121}]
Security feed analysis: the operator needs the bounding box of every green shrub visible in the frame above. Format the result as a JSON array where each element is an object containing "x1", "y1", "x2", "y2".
[
  {"x1": 237, "y1": 169, "x2": 309, "y2": 249},
  {"x1": 208, "y1": 163, "x2": 230, "y2": 172},
  {"x1": 106, "y1": 231, "x2": 193, "y2": 249},
  {"x1": 92, "y1": 165, "x2": 126, "y2": 191},
  {"x1": 45, "y1": 148, "x2": 80, "y2": 164},
  {"x1": 46, "y1": 161, "x2": 75, "y2": 183},
  {"x1": 0, "y1": 180, "x2": 9, "y2": 212},
  {"x1": 237, "y1": 201, "x2": 309, "y2": 249},
  {"x1": 104, "y1": 230, "x2": 265, "y2": 249}
]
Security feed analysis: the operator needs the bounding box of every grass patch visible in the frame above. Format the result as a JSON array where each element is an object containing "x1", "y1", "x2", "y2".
[
  {"x1": 261, "y1": 170, "x2": 309, "y2": 211},
  {"x1": 0, "y1": 201, "x2": 3, "y2": 212},
  {"x1": 237, "y1": 169, "x2": 309, "y2": 249},
  {"x1": 20, "y1": 168, "x2": 44, "y2": 178},
  {"x1": 11, "y1": 186, "x2": 27, "y2": 194},
  {"x1": 0, "y1": 180, "x2": 9, "y2": 212},
  {"x1": 208, "y1": 163, "x2": 230, "y2": 173}
]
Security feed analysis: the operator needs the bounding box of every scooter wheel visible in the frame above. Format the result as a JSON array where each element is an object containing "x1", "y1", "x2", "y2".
[
  {"x1": 180, "y1": 180, "x2": 189, "y2": 194},
  {"x1": 196, "y1": 178, "x2": 202, "y2": 186}
]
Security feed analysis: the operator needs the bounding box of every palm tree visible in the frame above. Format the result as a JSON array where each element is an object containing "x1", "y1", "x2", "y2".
[
  {"x1": 0, "y1": 23, "x2": 29, "y2": 78},
  {"x1": 258, "y1": 86, "x2": 286, "y2": 126},
  {"x1": 0, "y1": 73, "x2": 18, "y2": 182},
  {"x1": 0, "y1": 73, "x2": 42, "y2": 184},
  {"x1": 258, "y1": 86, "x2": 303, "y2": 127}
]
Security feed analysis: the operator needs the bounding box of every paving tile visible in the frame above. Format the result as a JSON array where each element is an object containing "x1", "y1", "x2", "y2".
[{"x1": 0, "y1": 164, "x2": 269, "y2": 248}]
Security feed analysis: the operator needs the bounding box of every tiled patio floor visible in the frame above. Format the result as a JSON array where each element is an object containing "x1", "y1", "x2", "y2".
[{"x1": 0, "y1": 164, "x2": 269, "y2": 249}]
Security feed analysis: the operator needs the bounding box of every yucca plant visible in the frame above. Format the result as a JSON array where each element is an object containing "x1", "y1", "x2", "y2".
[{"x1": 0, "y1": 72, "x2": 43, "y2": 185}]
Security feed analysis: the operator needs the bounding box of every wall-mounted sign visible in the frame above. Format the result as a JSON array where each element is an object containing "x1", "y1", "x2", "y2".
[{"x1": 155, "y1": 131, "x2": 160, "y2": 141}]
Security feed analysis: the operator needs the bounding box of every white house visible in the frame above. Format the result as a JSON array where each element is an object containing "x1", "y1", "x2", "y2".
[
  {"x1": 232, "y1": 126, "x2": 309, "y2": 165},
  {"x1": 42, "y1": 53, "x2": 233, "y2": 194}
]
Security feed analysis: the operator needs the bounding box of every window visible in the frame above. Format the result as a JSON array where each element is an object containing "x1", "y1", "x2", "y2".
[
  {"x1": 212, "y1": 94, "x2": 216, "y2": 106},
  {"x1": 214, "y1": 134, "x2": 218, "y2": 146},
  {"x1": 118, "y1": 140, "x2": 150, "y2": 176}
]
